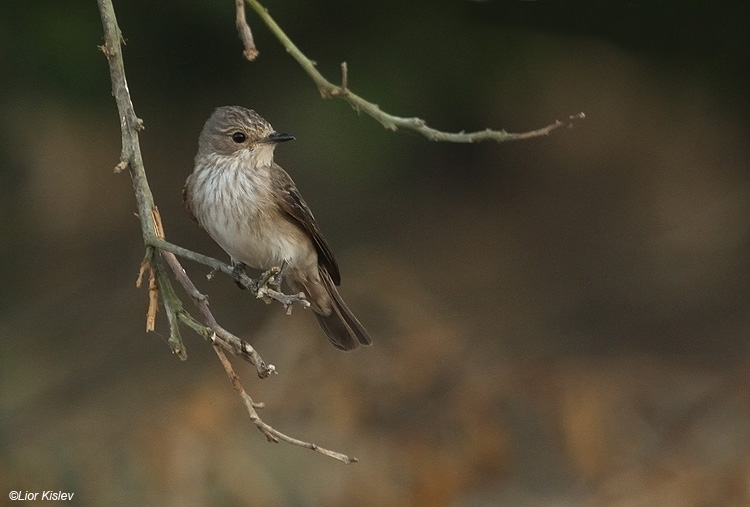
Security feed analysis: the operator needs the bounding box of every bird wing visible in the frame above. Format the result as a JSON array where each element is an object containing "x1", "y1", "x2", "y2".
[
  {"x1": 182, "y1": 176, "x2": 199, "y2": 224},
  {"x1": 273, "y1": 164, "x2": 341, "y2": 285}
]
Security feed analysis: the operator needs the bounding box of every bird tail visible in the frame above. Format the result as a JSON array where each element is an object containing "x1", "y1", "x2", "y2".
[{"x1": 313, "y1": 267, "x2": 372, "y2": 351}]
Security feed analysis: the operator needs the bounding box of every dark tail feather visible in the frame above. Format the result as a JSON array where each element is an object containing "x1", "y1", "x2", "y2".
[{"x1": 315, "y1": 269, "x2": 372, "y2": 351}]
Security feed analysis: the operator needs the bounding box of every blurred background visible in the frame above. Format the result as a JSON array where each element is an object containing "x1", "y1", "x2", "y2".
[{"x1": 2, "y1": 0, "x2": 750, "y2": 505}]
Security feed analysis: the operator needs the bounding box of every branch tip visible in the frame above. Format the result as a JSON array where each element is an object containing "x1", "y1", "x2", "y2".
[
  {"x1": 114, "y1": 159, "x2": 128, "y2": 173},
  {"x1": 235, "y1": 0, "x2": 259, "y2": 61},
  {"x1": 243, "y1": 0, "x2": 584, "y2": 143},
  {"x1": 340, "y1": 61, "x2": 348, "y2": 92}
]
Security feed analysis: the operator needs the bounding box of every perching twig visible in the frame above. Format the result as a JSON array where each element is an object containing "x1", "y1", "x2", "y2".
[
  {"x1": 241, "y1": 0, "x2": 585, "y2": 143},
  {"x1": 213, "y1": 343, "x2": 358, "y2": 464},
  {"x1": 97, "y1": 0, "x2": 352, "y2": 462},
  {"x1": 147, "y1": 236, "x2": 310, "y2": 312}
]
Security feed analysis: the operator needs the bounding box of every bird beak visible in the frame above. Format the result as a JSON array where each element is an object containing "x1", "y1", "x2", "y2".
[{"x1": 264, "y1": 131, "x2": 295, "y2": 144}]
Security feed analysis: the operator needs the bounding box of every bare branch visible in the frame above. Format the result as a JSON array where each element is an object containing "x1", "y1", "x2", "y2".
[
  {"x1": 97, "y1": 1, "x2": 156, "y2": 240},
  {"x1": 235, "y1": 0, "x2": 259, "y2": 61},
  {"x1": 213, "y1": 344, "x2": 358, "y2": 464},
  {"x1": 242, "y1": 0, "x2": 585, "y2": 143}
]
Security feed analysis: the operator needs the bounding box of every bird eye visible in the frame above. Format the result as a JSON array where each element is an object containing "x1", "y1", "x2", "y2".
[{"x1": 231, "y1": 132, "x2": 247, "y2": 143}]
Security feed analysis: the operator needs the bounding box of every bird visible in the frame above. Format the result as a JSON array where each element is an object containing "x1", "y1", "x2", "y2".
[{"x1": 183, "y1": 106, "x2": 371, "y2": 351}]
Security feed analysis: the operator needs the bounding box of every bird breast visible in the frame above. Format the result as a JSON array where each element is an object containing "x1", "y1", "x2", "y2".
[{"x1": 189, "y1": 151, "x2": 316, "y2": 271}]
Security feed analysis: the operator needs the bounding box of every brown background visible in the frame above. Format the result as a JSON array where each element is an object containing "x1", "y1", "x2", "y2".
[{"x1": 1, "y1": 1, "x2": 750, "y2": 505}]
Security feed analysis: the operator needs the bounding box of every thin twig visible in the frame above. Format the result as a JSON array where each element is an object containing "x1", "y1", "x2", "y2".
[
  {"x1": 243, "y1": 0, "x2": 585, "y2": 143},
  {"x1": 154, "y1": 251, "x2": 188, "y2": 359},
  {"x1": 213, "y1": 343, "x2": 358, "y2": 464},
  {"x1": 339, "y1": 61, "x2": 348, "y2": 92},
  {"x1": 235, "y1": 0, "x2": 259, "y2": 61},
  {"x1": 146, "y1": 206, "x2": 188, "y2": 359},
  {"x1": 160, "y1": 246, "x2": 275, "y2": 377},
  {"x1": 136, "y1": 247, "x2": 159, "y2": 332}
]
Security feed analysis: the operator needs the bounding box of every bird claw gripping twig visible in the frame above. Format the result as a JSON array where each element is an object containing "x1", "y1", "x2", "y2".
[{"x1": 253, "y1": 264, "x2": 310, "y2": 314}]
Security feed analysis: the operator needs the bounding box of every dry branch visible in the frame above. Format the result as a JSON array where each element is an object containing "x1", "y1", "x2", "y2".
[{"x1": 241, "y1": 0, "x2": 585, "y2": 142}]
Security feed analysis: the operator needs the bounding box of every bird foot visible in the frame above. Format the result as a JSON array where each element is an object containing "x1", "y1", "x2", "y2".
[
  {"x1": 255, "y1": 265, "x2": 282, "y2": 292},
  {"x1": 254, "y1": 263, "x2": 308, "y2": 314},
  {"x1": 230, "y1": 261, "x2": 306, "y2": 313}
]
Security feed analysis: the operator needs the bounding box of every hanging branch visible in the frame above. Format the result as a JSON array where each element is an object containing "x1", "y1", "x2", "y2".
[
  {"x1": 235, "y1": 0, "x2": 259, "y2": 60},
  {"x1": 242, "y1": 0, "x2": 585, "y2": 142},
  {"x1": 96, "y1": 0, "x2": 357, "y2": 464}
]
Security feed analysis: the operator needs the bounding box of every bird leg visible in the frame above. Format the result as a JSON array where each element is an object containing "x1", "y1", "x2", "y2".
[
  {"x1": 231, "y1": 261, "x2": 250, "y2": 290},
  {"x1": 255, "y1": 265, "x2": 281, "y2": 291},
  {"x1": 255, "y1": 260, "x2": 289, "y2": 291},
  {"x1": 273, "y1": 260, "x2": 289, "y2": 288}
]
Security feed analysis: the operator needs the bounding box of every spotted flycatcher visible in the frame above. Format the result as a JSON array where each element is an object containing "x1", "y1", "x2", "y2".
[{"x1": 183, "y1": 106, "x2": 371, "y2": 351}]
